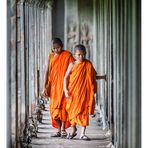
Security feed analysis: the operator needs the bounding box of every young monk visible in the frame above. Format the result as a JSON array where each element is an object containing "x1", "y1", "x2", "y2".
[
  {"x1": 43, "y1": 38, "x2": 74, "y2": 138},
  {"x1": 64, "y1": 44, "x2": 106, "y2": 140}
]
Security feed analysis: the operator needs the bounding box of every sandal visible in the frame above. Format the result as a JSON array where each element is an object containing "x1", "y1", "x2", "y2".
[
  {"x1": 51, "y1": 131, "x2": 61, "y2": 137},
  {"x1": 67, "y1": 127, "x2": 77, "y2": 139},
  {"x1": 61, "y1": 130, "x2": 68, "y2": 138},
  {"x1": 79, "y1": 135, "x2": 91, "y2": 141},
  {"x1": 67, "y1": 132, "x2": 77, "y2": 139}
]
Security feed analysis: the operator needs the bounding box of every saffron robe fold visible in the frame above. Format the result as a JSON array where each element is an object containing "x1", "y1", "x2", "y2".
[
  {"x1": 46, "y1": 50, "x2": 74, "y2": 128},
  {"x1": 66, "y1": 59, "x2": 97, "y2": 126}
]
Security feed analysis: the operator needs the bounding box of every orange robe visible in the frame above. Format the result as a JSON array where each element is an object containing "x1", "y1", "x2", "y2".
[
  {"x1": 46, "y1": 50, "x2": 74, "y2": 128},
  {"x1": 66, "y1": 59, "x2": 97, "y2": 126}
]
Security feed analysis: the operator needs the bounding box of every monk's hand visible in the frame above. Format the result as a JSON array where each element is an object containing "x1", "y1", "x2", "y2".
[
  {"x1": 42, "y1": 89, "x2": 48, "y2": 97},
  {"x1": 64, "y1": 90, "x2": 70, "y2": 98}
]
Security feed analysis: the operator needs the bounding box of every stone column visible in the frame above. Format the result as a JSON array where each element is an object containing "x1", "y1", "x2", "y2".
[
  {"x1": 111, "y1": 0, "x2": 141, "y2": 147},
  {"x1": 7, "y1": 0, "x2": 17, "y2": 147},
  {"x1": 96, "y1": 0, "x2": 110, "y2": 130},
  {"x1": 16, "y1": 1, "x2": 26, "y2": 145}
]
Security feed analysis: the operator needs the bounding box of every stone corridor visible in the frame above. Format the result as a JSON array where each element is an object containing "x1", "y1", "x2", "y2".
[{"x1": 7, "y1": 0, "x2": 141, "y2": 147}]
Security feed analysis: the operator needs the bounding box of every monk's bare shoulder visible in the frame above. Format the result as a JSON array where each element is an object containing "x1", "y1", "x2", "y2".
[
  {"x1": 68, "y1": 62, "x2": 75, "y2": 69},
  {"x1": 64, "y1": 62, "x2": 75, "y2": 77}
]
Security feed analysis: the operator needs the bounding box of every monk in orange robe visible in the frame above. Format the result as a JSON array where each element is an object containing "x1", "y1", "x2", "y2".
[
  {"x1": 64, "y1": 44, "x2": 106, "y2": 140},
  {"x1": 43, "y1": 38, "x2": 74, "y2": 138}
]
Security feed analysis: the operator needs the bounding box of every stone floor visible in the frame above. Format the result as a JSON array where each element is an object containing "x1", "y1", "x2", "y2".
[{"x1": 31, "y1": 104, "x2": 113, "y2": 148}]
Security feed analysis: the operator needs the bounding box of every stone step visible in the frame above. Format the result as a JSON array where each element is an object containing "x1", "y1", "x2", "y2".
[{"x1": 31, "y1": 105, "x2": 112, "y2": 148}]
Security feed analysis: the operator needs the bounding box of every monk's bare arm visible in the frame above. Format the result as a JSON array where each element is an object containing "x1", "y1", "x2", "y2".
[
  {"x1": 63, "y1": 63, "x2": 74, "y2": 98},
  {"x1": 42, "y1": 57, "x2": 50, "y2": 96},
  {"x1": 44, "y1": 63, "x2": 49, "y2": 88}
]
